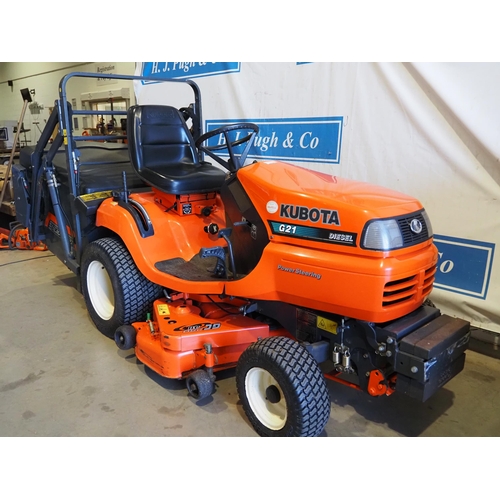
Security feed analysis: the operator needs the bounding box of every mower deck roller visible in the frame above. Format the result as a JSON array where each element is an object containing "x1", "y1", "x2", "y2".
[{"x1": 10, "y1": 72, "x2": 470, "y2": 437}]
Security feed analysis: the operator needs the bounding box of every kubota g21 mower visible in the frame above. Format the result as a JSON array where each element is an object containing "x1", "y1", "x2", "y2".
[{"x1": 11, "y1": 72, "x2": 470, "y2": 436}]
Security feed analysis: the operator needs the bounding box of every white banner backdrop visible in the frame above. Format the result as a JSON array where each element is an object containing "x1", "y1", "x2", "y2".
[{"x1": 134, "y1": 62, "x2": 500, "y2": 333}]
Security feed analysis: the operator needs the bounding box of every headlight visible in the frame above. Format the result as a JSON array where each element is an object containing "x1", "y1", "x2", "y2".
[
  {"x1": 421, "y1": 210, "x2": 433, "y2": 237},
  {"x1": 362, "y1": 219, "x2": 403, "y2": 251}
]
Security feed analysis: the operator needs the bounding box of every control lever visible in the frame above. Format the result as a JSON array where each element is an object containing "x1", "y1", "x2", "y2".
[
  {"x1": 217, "y1": 228, "x2": 237, "y2": 279},
  {"x1": 199, "y1": 246, "x2": 227, "y2": 278},
  {"x1": 200, "y1": 226, "x2": 237, "y2": 279},
  {"x1": 113, "y1": 171, "x2": 130, "y2": 203}
]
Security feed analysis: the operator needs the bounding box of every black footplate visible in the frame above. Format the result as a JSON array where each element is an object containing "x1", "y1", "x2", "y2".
[
  {"x1": 155, "y1": 247, "x2": 228, "y2": 281},
  {"x1": 155, "y1": 255, "x2": 222, "y2": 281},
  {"x1": 394, "y1": 314, "x2": 470, "y2": 401}
]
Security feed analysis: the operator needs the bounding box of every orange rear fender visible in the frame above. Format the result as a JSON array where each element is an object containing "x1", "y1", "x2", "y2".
[{"x1": 95, "y1": 193, "x2": 226, "y2": 293}]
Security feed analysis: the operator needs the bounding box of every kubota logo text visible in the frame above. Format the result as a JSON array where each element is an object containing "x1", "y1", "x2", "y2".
[{"x1": 280, "y1": 204, "x2": 340, "y2": 226}]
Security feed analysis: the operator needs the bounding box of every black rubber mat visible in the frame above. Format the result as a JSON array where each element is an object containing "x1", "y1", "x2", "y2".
[{"x1": 155, "y1": 254, "x2": 223, "y2": 281}]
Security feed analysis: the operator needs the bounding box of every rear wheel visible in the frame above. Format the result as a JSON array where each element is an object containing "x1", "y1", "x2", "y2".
[
  {"x1": 81, "y1": 237, "x2": 162, "y2": 338},
  {"x1": 236, "y1": 336, "x2": 331, "y2": 437}
]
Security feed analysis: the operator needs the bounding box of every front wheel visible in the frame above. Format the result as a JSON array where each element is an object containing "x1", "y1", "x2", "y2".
[
  {"x1": 81, "y1": 237, "x2": 162, "y2": 338},
  {"x1": 236, "y1": 336, "x2": 331, "y2": 437}
]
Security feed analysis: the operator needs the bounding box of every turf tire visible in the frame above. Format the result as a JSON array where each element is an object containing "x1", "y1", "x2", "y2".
[
  {"x1": 81, "y1": 237, "x2": 162, "y2": 338},
  {"x1": 236, "y1": 336, "x2": 331, "y2": 437}
]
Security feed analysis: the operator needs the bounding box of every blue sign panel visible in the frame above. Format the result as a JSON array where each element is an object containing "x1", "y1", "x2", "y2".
[
  {"x1": 141, "y1": 62, "x2": 240, "y2": 82},
  {"x1": 433, "y1": 234, "x2": 495, "y2": 299},
  {"x1": 205, "y1": 117, "x2": 343, "y2": 164}
]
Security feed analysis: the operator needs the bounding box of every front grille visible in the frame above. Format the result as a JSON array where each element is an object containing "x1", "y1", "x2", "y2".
[
  {"x1": 397, "y1": 211, "x2": 430, "y2": 246},
  {"x1": 423, "y1": 264, "x2": 437, "y2": 297},
  {"x1": 383, "y1": 275, "x2": 417, "y2": 307},
  {"x1": 382, "y1": 264, "x2": 437, "y2": 308}
]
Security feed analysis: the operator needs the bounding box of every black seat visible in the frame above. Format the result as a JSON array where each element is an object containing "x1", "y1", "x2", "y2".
[{"x1": 127, "y1": 105, "x2": 226, "y2": 194}]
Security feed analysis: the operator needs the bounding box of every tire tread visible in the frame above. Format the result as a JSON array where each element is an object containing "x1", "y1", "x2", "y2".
[
  {"x1": 82, "y1": 237, "x2": 162, "y2": 337},
  {"x1": 236, "y1": 336, "x2": 331, "y2": 437}
]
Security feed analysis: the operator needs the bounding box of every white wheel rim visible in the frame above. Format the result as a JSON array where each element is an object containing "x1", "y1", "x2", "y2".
[
  {"x1": 245, "y1": 367, "x2": 287, "y2": 431},
  {"x1": 87, "y1": 260, "x2": 115, "y2": 320}
]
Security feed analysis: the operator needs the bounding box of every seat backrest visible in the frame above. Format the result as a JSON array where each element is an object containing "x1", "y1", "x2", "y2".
[{"x1": 127, "y1": 105, "x2": 199, "y2": 174}]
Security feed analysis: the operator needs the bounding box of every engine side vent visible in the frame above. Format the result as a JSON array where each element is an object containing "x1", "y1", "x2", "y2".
[
  {"x1": 383, "y1": 275, "x2": 417, "y2": 307},
  {"x1": 423, "y1": 264, "x2": 437, "y2": 297},
  {"x1": 382, "y1": 264, "x2": 437, "y2": 308}
]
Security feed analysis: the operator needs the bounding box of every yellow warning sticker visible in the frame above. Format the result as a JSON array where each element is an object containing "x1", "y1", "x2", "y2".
[
  {"x1": 317, "y1": 316, "x2": 338, "y2": 335},
  {"x1": 157, "y1": 304, "x2": 171, "y2": 316},
  {"x1": 79, "y1": 191, "x2": 113, "y2": 202}
]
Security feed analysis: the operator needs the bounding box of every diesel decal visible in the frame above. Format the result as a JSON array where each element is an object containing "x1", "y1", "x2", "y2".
[
  {"x1": 280, "y1": 204, "x2": 340, "y2": 225},
  {"x1": 173, "y1": 322, "x2": 221, "y2": 333},
  {"x1": 277, "y1": 264, "x2": 322, "y2": 280},
  {"x1": 269, "y1": 220, "x2": 357, "y2": 247},
  {"x1": 328, "y1": 233, "x2": 354, "y2": 243}
]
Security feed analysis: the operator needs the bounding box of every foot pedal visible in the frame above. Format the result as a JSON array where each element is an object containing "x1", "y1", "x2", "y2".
[{"x1": 199, "y1": 246, "x2": 227, "y2": 278}]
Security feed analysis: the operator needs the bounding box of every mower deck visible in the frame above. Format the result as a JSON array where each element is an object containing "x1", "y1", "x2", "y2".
[{"x1": 132, "y1": 296, "x2": 273, "y2": 379}]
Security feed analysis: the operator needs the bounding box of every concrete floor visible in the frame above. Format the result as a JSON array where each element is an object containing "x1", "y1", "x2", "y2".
[{"x1": 1, "y1": 248, "x2": 499, "y2": 437}]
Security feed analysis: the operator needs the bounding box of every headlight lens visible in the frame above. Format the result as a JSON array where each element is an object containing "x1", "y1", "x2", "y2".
[
  {"x1": 363, "y1": 219, "x2": 403, "y2": 250},
  {"x1": 421, "y1": 210, "x2": 433, "y2": 237}
]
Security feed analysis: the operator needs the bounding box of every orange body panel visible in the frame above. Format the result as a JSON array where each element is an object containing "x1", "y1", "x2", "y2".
[
  {"x1": 225, "y1": 240, "x2": 436, "y2": 323},
  {"x1": 231, "y1": 161, "x2": 437, "y2": 322},
  {"x1": 238, "y1": 161, "x2": 424, "y2": 254},
  {"x1": 96, "y1": 160, "x2": 437, "y2": 324}
]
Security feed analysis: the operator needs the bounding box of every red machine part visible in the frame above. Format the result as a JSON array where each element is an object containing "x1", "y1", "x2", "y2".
[
  {"x1": 367, "y1": 370, "x2": 396, "y2": 397},
  {"x1": 324, "y1": 369, "x2": 396, "y2": 397}
]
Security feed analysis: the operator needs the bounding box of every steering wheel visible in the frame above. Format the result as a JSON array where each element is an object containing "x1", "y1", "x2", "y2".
[{"x1": 195, "y1": 123, "x2": 259, "y2": 172}]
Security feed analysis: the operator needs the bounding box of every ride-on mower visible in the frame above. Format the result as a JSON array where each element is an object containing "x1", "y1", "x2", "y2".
[{"x1": 11, "y1": 72, "x2": 470, "y2": 436}]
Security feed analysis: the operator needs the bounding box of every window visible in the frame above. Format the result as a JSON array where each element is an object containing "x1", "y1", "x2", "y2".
[{"x1": 90, "y1": 98, "x2": 128, "y2": 133}]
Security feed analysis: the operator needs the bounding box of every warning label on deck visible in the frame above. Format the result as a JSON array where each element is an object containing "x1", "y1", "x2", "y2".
[{"x1": 157, "y1": 304, "x2": 171, "y2": 316}]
